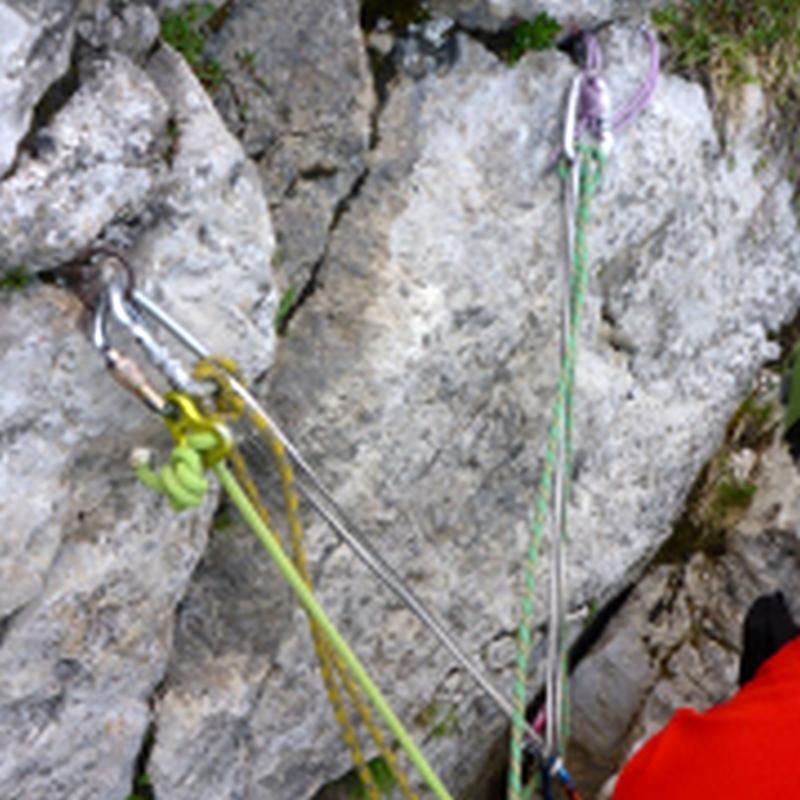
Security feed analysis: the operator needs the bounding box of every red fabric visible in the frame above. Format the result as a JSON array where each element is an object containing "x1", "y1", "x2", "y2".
[{"x1": 613, "y1": 637, "x2": 800, "y2": 799}]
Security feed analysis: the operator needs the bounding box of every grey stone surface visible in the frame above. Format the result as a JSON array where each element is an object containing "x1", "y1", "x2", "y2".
[
  {"x1": 570, "y1": 431, "x2": 800, "y2": 797},
  {"x1": 75, "y1": 2, "x2": 161, "y2": 60},
  {"x1": 0, "y1": 51, "x2": 168, "y2": 271},
  {"x1": 3, "y1": 5, "x2": 800, "y2": 800},
  {"x1": 0, "y1": 285, "x2": 214, "y2": 800},
  {"x1": 429, "y1": 0, "x2": 662, "y2": 30},
  {"x1": 429, "y1": 0, "x2": 611, "y2": 30},
  {"x1": 135, "y1": 44, "x2": 278, "y2": 380},
  {"x1": 0, "y1": 9, "x2": 277, "y2": 800},
  {"x1": 0, "y1": 0, "x2": 77, "y2": 178},
  {"x1": 207, "y1": 0, "x2": 375, "y2": 288},
  {"x1": 148, "y1": 26, "x2": 800, "y2": 800}
]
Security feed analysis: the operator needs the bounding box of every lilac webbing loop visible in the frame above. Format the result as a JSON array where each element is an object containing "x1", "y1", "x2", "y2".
[
  {"x1": 612, "y1": 28, "x2": 660, "y2": 132},
  {"x1": 553, "y1": 26, "x2": 660, "y2": 167}
]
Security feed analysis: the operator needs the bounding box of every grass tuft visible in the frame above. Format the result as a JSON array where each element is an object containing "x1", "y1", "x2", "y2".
[
  {"x1": 274, "y1": 285, "x2": 298, "y2": 336},
  {"x1": 0, "y1": 266, "x2": 32, "y2": 292},
  {"x1": 507, "y1": 12, "x2": 562, "y2": 64},
  {"x1": 652, "y1": 0, "x2": 800, "y2": 191},
  {"x1": 161, "y1": 3, "x2": 224, "y2": 89}
]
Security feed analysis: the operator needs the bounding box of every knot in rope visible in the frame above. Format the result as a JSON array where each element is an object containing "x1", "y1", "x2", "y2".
[
  {"x1": 133, "y1": 433, "x2": 217, "y2": 511},
  {"x1": 193, "y1": 355, "x2": 248, "y2": 420}
]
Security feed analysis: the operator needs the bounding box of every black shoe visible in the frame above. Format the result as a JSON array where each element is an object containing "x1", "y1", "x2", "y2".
[{"x1": 739, "y1": 591, "x2": 800, "y2": 687}]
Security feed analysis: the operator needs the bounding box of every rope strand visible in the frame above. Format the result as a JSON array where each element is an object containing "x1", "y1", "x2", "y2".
[
  {"x1": 508, "y1": 146, "x2": 603, "y2": 800},
  {"x1": 195, "y1": 357, "x2": 419, "y2": 800}
]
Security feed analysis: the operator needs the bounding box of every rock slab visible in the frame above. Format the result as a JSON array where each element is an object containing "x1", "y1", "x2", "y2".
[
  {"x1": 0, "y1": 4, "x2": 276, "y2": 799},
  {"x1": 150, "y1": 26, "x2": 800, "y2": 800}
]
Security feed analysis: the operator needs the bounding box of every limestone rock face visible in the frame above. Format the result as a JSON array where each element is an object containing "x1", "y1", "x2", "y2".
[
  {"x1": 2, "y1": 3, "x2": 800, "y2": 800},
  {"x1": 0, "y1": 287, "x2": 212, "y2": 800},
  {"x1": 569, "y1": 435, "x2": 800, "y2": 797},
  {"x1": 136, "y1": 45, "x2": 278, "y2": 379},
  {"x1": 0, "y1": 3, "x2": 276, "y2": 799},
  {"x1": 0, "y1": 0, "x2": 77, "y2": 177},
  {"x1": 430, "y1": 0, "x2": 612, "y2": 29},
  {"x1": 209, "y1": 0, "x2": 375, "y2": 287},
  {"x1": 0, "y1": 53, "x2": 169, "y2": 269},
  {"x1": 428, "y1": 0, "x2": 661, "y2": 30},
  {"x1": 150, "y1": 25, "x2": 800, "y2": 800}
]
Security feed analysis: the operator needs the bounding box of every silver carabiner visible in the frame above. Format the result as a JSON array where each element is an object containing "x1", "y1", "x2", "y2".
[
  {"x1": 107, "y1": 282, "x2": 197, "y2": 395},
  {"x1": 563, "y1": 73, "x2": 583, "y2": 163},
  {"x1": 91, "y1": 282, "x2": 167, "y2": 415},
  {"x1": 88, "y1": 251, "x2": 203, "y2": 414}
]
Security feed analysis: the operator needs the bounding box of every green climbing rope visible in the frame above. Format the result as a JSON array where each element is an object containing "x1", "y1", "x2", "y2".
[
  {"x1": 213, "y1": 461, "x2": 452, "y2": 799},
  {"x1": 507, "y1": 144, "x2": 604, "y2": 800},
  {"x1": 137, "y1": 399, "x2": 452, "y2": 800},
  {"x1": 193, "y1": 357, "x2": 419, "y2": 800},
  {"x1": 134, "y1": 435, "x2": 212, "y2": 511}
]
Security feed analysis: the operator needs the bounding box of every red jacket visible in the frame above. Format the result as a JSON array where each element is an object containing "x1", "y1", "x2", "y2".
[{"x1": 613, "y1": 637, "x2": 800, "y2": 799}]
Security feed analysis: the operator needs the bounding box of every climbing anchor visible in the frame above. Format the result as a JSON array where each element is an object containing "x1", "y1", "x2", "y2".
[{"x1": 78, "y1": 257, "x2": 550, "y2": 761}]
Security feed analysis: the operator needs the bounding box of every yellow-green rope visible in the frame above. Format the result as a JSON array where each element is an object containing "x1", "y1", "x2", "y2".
[
  {"x1": 193, "y1": 357, "x2": 419, "y2": 799},
  {"x1": 137, "y1": 406, "x2": 450, "y2": 799},
  {"x1": 212, "y1": 459, "x2": 452, "y2": 800}
]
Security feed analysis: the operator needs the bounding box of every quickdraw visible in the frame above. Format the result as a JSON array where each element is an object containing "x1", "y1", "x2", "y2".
[{"x1": 510, "y1": 23, "x2": 659, "y2": 800}]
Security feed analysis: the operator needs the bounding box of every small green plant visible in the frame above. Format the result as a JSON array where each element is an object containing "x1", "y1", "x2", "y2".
[
  {"x1": 656, "y1": 387, "x2": 775, "y2": 563},
  {"x1": 126, "y1": 773, "x2": 153, "y2": 800},
  {"x1": 161, "y1": 3, "x2": 224, "y2": 89},
  {"x1": 163, "y1": 116, "x2": 180, "y2": 166},
  {"x1": 235, "y1": 49, "x2": 270, "y2": 93},
  {"x1": 414, "y1": 701, "x2": 461, "y2": 739},
  {"x1": 212, "y1": 503, "x2": 233, "y2": 532},
  {"x1": 351, "y1": 756, "x2": 397, "y2": 799},
  {"x1": 507, "y1": 12, "x2": 562, "y2": 64},
  {"x1": 0, "y1": 266, "x2": 32, "y2": 292},
  {"x1": 274, "y1": 284, "x2": 298, "y2": 335},
  {"x1": 236, "y1": 49, "x2": 257, "y2": 71},
  {"x1": 652, "y1": 1, "x2": 800, "y2": 157},
  {"x1": 320, "y1": 754, "x2": 398, "y2": 799},
  {"x1": 712, "y1": 478, "x2": 757, "y2": 513}
]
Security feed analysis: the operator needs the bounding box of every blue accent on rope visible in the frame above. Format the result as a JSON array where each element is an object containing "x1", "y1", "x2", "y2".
[{"x1": 548, "y1": 757, "x2": 578, "y2": 793}]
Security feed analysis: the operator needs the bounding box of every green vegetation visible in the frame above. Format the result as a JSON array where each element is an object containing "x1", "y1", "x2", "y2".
[
  {"x1": 413, "y1": 701, "x2": 461, "y2": 739},
  {"x1": 161, "y1": 3, "x2": 224, "y2": 89},
  {"x1": 163, "y1": 116, "x2": 180, "y2": 167},
  {"x1": 237, "y1": 49, "x2": 257, "y2": 71},
  {"x1": 713, "y1": 477, "x2": 757, "y2": 511},
  {"x1": 322, "y1": 755, "x2": 397, "y2": 799},
  {"x1": 507, "y1": 12, "x2": 562, "y2": 64},
  {"x1": 211, "y1": 501, "x2": 233, "y2": 532},
  {"x1": 274, "y1": 285, "x2": 298, "y2": 335},
  {"x1": 235, "y1": 49, "x2": 270, "y2": 93},
  {"x1": 652, "y1": 0, "x2": 800, "y2": 94},
  {"x1": 656, "y1": 388, "x2": 777, "y2": 563},
  {"x1": 0, "y1": 266, "x2": 32, "y2": 292},
  {"x1": 652, "y1": 1, "x2": 800, "y2": 176},
  {"x1": 126, "y1": 773, "x2": 153, "y2": 800},
  {"x1": 360, "y1": 756, "x2": 397, "y2": 798}
]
